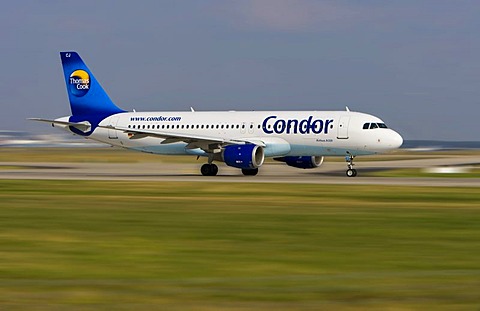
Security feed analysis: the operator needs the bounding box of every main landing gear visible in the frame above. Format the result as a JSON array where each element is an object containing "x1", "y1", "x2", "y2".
[
  {"x1": 201, "y1": 164, "x2": 259, "y2": 176},
  {"x1": 201, "y1": 163, "x2": 218, "y2": 176},
  {"x1": 242, "y1": 168, "x2": 259, "y2": 176},
  {"x1": 345, "y1": 153, "x2": 357, "y2": 177}
]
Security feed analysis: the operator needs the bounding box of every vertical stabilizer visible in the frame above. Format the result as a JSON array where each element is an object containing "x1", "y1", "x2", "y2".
[{"x1": 60, "y1": 52, "x2": 124, "y2": 118}]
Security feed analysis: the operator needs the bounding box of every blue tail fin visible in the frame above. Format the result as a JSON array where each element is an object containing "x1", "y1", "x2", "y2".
[{"x1": 60, "y1": 52, "x2": 125, "y2": 118}]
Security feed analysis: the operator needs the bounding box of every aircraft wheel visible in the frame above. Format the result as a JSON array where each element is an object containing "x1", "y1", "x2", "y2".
[
  {"x1": 346, "y1": 169, "x2": 357, "y2": 177},
  {"x1": 201, "y1": 164, "x2": 218, "y2": 176},
  {"x1": 242, "y1": 168, "x2": 259, "y2": 176},
  {"x1": 211, "y1": 164, "x2": 219, "y2": 175}
]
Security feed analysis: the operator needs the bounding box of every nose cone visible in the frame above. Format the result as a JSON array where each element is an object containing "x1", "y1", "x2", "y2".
[{"x1": 389, "y1": 130, "x2": 403, "y2": 149}]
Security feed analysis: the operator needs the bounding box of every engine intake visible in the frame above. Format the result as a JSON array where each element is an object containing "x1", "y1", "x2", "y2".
[
  {"x1": 223, "y1": 144, "x2": 264, "y2": 169},
  {"x1": 275, "y1": 156, "x2": 324, "y2": 169}
]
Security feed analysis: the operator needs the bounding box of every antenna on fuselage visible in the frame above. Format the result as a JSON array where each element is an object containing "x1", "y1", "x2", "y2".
[
  {"x1": 345, "y1": 106, "x2": 350, "y2": 112},
  {"x1": 190, "y1": 107, "x2": 195, "y2": 112}
]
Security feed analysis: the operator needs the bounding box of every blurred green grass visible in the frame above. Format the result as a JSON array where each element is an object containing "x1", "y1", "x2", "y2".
[
  {"x1": 0, "y1": 180, "x2": 479, "y2": 310},
  {"x1": 0, "y1": 147, "x2": 187, "y2": 163}
]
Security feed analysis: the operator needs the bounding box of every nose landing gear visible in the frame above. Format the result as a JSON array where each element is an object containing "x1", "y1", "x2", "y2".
[{"x1": 345, "y1": 152, "x2": 357, "y2": 177}]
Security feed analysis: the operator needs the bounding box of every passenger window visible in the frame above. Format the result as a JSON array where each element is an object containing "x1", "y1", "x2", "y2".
[
  {"x1": 370, "y1": 123, "x2": 378, "y2": 129},
  {"x1": 363, "y1": 123, "x2": 369, "y2": 129}
]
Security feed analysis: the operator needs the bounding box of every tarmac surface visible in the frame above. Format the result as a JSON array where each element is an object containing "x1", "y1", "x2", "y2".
[{"x1": 1, "y1": 155, "x2": 479, "y2": 187}]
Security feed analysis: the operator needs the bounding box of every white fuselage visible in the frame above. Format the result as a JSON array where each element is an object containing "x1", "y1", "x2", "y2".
[{"x1": 71, "y1": 110, "x2": 403, "y2": 158}]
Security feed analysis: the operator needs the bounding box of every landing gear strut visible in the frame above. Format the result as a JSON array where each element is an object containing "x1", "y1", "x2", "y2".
[
  {"x1": 201, "y1": 163, "x2": 218, "y2": 176},
  {"x1": 345, "y1": 152, "x2": 357, "y2": 177}
]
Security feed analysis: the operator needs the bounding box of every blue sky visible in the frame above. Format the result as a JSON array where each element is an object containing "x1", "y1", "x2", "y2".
[{"x1": 1, "y1": 0, "x2": 479, "y2": 140}]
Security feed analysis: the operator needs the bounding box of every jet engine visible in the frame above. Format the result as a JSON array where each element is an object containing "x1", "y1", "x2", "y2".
[{"x1": 223, "y1": 144, "x2": 265, "y2": 169}]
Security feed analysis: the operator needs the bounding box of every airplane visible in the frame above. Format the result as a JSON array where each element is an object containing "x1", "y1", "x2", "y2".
[{"x1": 31, "y1": 51, "x2": 403, "y2": 177}]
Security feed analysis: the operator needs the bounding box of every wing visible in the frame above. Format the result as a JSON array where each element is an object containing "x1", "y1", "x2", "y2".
[{"x1": 100, "y1": 124, "x2": 265, "y2": 153}]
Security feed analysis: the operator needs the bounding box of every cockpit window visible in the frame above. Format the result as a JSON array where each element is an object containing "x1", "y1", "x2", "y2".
[{"x1": 364, "y1": 122, "x2": 388, "y2": 129}]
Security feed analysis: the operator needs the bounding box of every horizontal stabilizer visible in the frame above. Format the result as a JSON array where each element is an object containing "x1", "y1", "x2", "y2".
[{"x1": 28, "y1": 118, "x2": 91, "y2": 132}]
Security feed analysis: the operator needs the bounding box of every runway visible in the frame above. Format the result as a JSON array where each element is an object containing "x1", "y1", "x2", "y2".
[{"x1": 1, "y1": 155, "x2": 479, "y2": 187}]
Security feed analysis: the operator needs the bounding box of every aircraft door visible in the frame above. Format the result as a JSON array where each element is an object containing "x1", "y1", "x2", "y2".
[
  {"x1": 337, "y1": 116, "x2": 350, "y2": 139},
  {"x1": 108, "y1": 115, "x2": 120, "y2": 139}
]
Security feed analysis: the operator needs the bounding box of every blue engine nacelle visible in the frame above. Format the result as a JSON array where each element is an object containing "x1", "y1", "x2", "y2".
[
  {"x1": 274, "y1": 156, "x2": 324, "y2": 169},
  {"x1": 223, "y1": 144, "x2": 265, "y2": 169}
]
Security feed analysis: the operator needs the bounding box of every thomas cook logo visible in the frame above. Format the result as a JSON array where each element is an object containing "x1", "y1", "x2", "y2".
[{"x1": 69, "y1": 70, "x2": 90, "y2": 97}]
